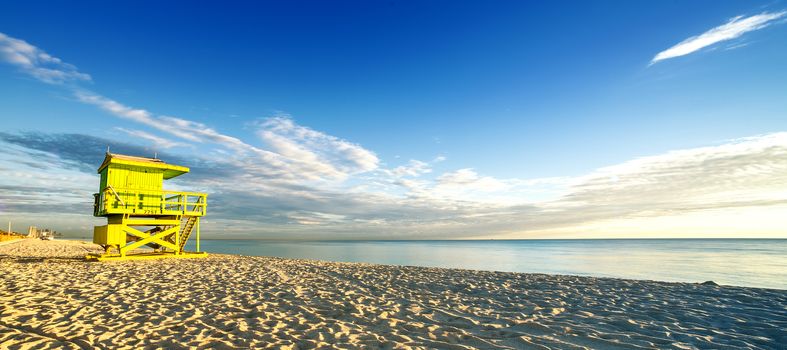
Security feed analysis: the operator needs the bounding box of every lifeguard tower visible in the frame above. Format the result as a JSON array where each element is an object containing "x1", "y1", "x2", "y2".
[{"x1": 87, "y1": 153, "x2": 208, "y2": 261}]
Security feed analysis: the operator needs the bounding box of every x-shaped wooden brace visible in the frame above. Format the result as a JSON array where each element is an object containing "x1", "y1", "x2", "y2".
[{"x1": 120, "y1": 225, "x2": 179, "y2": 254}]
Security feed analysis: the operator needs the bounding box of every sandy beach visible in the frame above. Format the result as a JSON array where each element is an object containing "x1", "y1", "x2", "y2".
[{"x1": 0, "y1": 239, "x2": 784, "y2": 349}]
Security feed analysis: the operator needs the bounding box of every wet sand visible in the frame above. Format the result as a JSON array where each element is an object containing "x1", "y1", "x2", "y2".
[{"x1": 0, "y1": 239, "x2": 784, "y2": 349}]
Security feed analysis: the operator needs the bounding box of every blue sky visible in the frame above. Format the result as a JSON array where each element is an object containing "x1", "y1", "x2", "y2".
[{"x1": 1, "y1": 1, "x2": 786, "y2": 239}]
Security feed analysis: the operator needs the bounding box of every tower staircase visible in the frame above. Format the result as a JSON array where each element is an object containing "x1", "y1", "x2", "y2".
[{"x1": 178, "y1": 216, "x2": 198, "y2": 252}]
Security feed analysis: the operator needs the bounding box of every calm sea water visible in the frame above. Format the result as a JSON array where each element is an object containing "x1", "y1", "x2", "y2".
[{"x1": 186, "y1": 239, "x2": 787, "y2": 290}]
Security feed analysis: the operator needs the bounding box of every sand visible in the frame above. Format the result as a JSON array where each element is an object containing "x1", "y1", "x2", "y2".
[{"x1": 0, "y1": 239, "x2": 784, "y2": 349}]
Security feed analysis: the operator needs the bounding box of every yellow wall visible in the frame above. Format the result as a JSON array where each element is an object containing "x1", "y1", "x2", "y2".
[
  {"x1": 102, "y1": 165, "x2": 164, "y2": 191},
  {"x1": 100, "y1": 165, "x2": 165, "y2": 212}
]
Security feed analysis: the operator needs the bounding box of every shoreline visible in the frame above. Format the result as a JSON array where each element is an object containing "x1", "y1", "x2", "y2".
[
  {"x1": 38, "y1": 237, "x2": 787, "y2": 291},
  {"x1": 1, "y1": 239, "x2": 785, "y2": 349}
]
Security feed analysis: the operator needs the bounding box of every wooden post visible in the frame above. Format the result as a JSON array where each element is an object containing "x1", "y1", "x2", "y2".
[{"x1": 175, "y1": 217, "x2": 180, "y2": 255}]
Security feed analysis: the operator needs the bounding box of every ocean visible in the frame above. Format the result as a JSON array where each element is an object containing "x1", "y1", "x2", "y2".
[{"x1": 186, "y1": 239, "x2": 787, "y2": 290}]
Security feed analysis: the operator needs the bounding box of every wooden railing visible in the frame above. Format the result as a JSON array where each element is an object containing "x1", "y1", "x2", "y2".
[{"x1": 94, "y1": 187, "x2": 207, "y2": 216}]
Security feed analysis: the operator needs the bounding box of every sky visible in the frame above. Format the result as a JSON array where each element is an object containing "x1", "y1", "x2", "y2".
[{"x1": 1, "y1": 1, "x2": 786, "y2": 239}]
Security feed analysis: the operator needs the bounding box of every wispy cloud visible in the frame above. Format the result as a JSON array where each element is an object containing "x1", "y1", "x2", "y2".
[
  {"x1": 651, "y1": 11, "x2": 786, "y2": 64},
  {"x1": 2, "y1": 32, "x2": 787, "y2": 238},
  {"x1": 434, "y1": 168, "x2": 509, "y2": 196},
  {"x1": 0, "y1": 32, "x2": 91, "y2": 83},
  {"x1": 390, "y1": 160, "x2": 432, "y2": 177},
  {"x1": 257, "y1": 116, "x2": 379, "y2": 178},
  {"x1": 114, "y1": 128, "x2": 191, "y2": 149},
  {"x1": 74, "y1": 90, "x2": 381, "y2": 182},
  {"x1": 74, "y1": 90, "x2": 249, "y2": 148},
  {"x1": 559, "y1": 133, "x2": 787, "y2": 211},
  {"x1": 2, "y1": 131, "x2": 786, "y2": 238}
]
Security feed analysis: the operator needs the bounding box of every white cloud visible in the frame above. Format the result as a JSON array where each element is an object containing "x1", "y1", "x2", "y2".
[
  {"x1": 651, "y1": 11, "x2": 786, "y2": 64},
  {"x1": 390, "y1": 160, "x2": 432, "y2": 177},
  {"x1": 0, "y1": 32, "x2": 374, "y2": 183},
  {"x1": 3, "y1": 32, "x2": 787, "y2": 238},
  {"x1": 286, "y1": 211, "x2": 347, "y2": 225},
  {"x1": 3, "y1": 129, "x2": 787, "y2": 239},
  {"x1": 0, "y1": 32, "x2": 381, "y2": 186},
  {"x1": 0, "y1": 32, "x2": 91, "y2": 83},
  {"x1": 386, "y1": 133, "x2": 787, "y2": 238},
  {"x1": 436, "y1": 168, "x2": 473, "y2": 184},
  {"x1": 114, "y1": 128, "x2": 191, "y2": 149},
  {"x1": 423, "y1": 168, "x2": 512, "y2": 203},
  {"x1": 562, "y1": 133, "x2": 787, "y2": 209},
  {"x1": 75, "y1": 91, "x2": 248, "y2": 148},
  {"x1": 76, "y1": 91, "x2": 380, "y2": 182},
  {"x1": 74, "y1": 90, "x2": 285, "y2": 168},
  {"x1": 256, "y1": 116, "x2": 380, "y2": 178},
  {"x1": 75, "y1": 91, "x2": 157, "y2": 124}
]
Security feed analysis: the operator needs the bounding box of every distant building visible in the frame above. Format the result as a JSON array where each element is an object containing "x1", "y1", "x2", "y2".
[{"x1": 27, "y1": 226, "x2": 60, "y2": 239}]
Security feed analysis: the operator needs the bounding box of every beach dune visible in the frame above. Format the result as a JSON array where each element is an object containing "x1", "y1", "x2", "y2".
[{"x1": 0, "y1": 239, "x2": 784, "y2": 349}]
